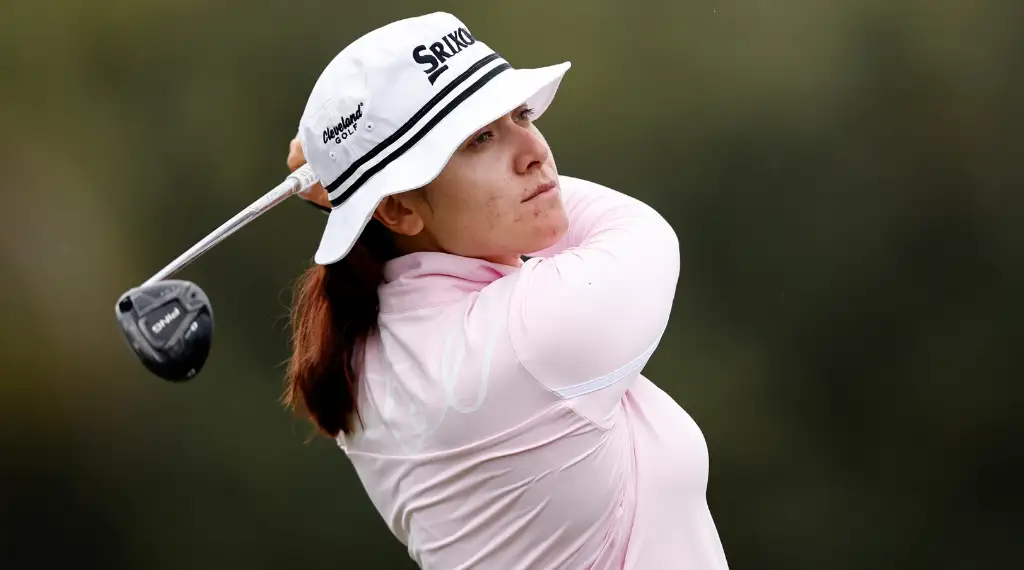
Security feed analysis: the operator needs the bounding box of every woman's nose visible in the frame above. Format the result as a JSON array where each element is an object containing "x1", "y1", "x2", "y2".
[{"x1": 513, "y1": 124, "x2": 550, "y2": 174}]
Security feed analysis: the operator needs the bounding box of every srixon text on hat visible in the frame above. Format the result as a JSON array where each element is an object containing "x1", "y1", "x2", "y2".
[{"x1": 412, "y1": 27, "x2": 478, "y2": 85}]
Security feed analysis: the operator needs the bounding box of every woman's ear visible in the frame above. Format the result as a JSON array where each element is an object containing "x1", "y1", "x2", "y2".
[{"x1": 373, "y1": 194, "x2": 426, "y2": 237}]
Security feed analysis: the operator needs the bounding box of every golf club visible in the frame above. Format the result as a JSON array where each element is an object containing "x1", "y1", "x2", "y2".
[{"x1": 114, "y1": 164, "x2": 320, "y2": 381}]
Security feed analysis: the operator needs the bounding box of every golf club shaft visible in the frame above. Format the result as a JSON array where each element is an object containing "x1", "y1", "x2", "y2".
[{"x1": 142, "y1": 164, "x2": 320, "y2": 286}]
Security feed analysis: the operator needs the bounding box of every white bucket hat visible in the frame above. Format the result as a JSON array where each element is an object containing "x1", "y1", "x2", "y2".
[{"x1": 297, "y1": 11, "x2": 571, "y2": 265}]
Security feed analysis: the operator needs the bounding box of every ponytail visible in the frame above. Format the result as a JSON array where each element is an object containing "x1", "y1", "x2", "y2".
[{"x1": 283, "y1": 219, "x2": 397, "y2": 437}]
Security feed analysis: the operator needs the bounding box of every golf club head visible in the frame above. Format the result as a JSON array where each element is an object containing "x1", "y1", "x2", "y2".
[{"x1": 115, "y1": 280, "x2": 214, "y2": 381}]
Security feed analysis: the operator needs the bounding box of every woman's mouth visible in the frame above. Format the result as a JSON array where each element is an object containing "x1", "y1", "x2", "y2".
[{"x1": 522, "y1": 182, "x2": 558, "y2": 202}]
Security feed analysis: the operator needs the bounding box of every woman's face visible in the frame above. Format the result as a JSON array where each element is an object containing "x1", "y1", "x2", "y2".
[{"x1": 373, "y1": 104, "x2": 569, "y2": 266}]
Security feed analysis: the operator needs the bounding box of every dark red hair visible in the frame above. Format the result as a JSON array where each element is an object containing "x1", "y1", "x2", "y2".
[{"x1": 283, "y1": 219, "x2": 398, "y2": 437}]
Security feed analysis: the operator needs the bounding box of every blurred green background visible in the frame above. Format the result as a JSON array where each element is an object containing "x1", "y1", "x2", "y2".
[{"x1": 2, "y1": 0, "x2": 1021, "y2": 568}]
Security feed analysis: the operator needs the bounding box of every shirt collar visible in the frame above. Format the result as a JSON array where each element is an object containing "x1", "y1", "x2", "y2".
[{"x1": 378, "y1": 251, "x2": 521, "y2": 313}]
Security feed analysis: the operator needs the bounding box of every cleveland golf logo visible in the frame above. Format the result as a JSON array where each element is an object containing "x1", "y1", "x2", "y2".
[
  {"x1": 150, "y1": 306, "x2": 181, "y2": 335},
  {"x1": 412, "y1": 27, "x2": 477, "y2": 85},
  {"x1": 323, "y1": 102, "x2": 364, "y2": 144}
]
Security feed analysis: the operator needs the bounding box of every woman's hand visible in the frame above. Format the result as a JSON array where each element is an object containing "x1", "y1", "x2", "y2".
[{"x1": 287, "y1": 137, "x2": 331, "y2": 210}]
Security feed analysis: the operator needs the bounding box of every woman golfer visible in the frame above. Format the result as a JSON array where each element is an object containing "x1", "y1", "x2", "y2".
[{"x1": 284, "y1": 12, "x2": 728, "y2": 570}]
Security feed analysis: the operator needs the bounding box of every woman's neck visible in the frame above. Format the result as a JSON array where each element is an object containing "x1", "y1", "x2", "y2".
[{"x1": 390, "y1": 233, "x2": 523, "y2": 268}]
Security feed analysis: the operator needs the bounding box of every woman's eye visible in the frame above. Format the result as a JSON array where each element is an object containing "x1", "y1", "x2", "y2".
[
  {"x1": 466, "y1": 108, "x2": 535, "y2": 149},
  {"x1": 515, "y1": 107, "x2": 536, "y2": 122},
  {"x1": 472, "y1": 131, "x2": 492, "y2": 146}
]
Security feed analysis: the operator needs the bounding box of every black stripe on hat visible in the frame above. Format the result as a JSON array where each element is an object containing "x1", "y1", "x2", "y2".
[
  {"x1": 325, "y1": 52, "x2": 503, "y2": 196},
  {"x1": 329, "y1": 62, "x2": 512, "y2": 207}
]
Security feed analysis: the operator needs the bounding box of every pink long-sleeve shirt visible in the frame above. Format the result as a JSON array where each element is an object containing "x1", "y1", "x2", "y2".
[{"x1": 338, "y1": 175, "x2": 729, "y2": 569}]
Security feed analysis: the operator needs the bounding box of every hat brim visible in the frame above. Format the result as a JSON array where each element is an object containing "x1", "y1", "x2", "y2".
[{"x1": 313, "y1": 61, "x2": 571, "y2": 266}]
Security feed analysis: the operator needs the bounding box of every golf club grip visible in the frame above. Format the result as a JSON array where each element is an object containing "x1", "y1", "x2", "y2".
[{"x1": 142, "y1": 165, "x2": 319, "y2": 286}]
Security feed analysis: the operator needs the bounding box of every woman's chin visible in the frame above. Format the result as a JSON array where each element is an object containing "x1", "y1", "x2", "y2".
[{"x1": 522, "y1": 219, "x2": 569, "y2": 256}]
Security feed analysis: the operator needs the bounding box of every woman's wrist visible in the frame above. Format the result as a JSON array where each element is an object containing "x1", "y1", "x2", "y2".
[{"x1": 306, "y1": 199, "x2": 332, "y2": 214}]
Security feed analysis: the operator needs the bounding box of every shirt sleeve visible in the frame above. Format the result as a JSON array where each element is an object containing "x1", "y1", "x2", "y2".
[{"x1": 507, "y1": 176, "x2": 681, "y2": 425}]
